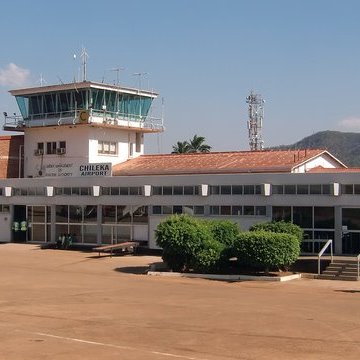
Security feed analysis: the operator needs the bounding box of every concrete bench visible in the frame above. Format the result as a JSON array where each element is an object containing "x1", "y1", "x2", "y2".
[{"x1": 93, "y1": 241, "x2": 140, "y2": 257}]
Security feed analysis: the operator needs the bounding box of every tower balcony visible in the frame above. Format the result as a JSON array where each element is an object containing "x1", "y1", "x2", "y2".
[{"x1": 3, "y1": 109, "x2": 164, "y2": 133}]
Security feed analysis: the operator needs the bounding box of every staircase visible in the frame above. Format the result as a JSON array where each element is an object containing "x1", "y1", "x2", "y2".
[{"x1": 317, "y1": 258, "x2": 359, "y2": 281}]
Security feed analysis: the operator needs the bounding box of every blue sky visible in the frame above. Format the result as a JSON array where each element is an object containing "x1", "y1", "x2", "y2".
[{"x1": 1, "y1": 0, "x2": 360, "y2": 153}]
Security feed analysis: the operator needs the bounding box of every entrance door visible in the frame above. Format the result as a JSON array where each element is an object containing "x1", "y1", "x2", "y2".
[
  {"x1": 13, "y1": 205, "x2": 27, "y2": 243},
  {"x1": 342, "y1": 232, "x2": 360, "y2": 254}
]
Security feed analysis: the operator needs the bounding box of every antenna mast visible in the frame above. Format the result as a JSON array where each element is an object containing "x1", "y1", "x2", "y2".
[
  {"x1": 246, "y1": 91, "x2": 265, "y2": 151},
  {"x1": 80, "y1": 47, "x2": 89, "y2": 81}
]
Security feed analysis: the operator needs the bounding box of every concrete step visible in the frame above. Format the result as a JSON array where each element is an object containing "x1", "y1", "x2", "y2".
[
  {"x1": 317, "y1": 274, "x2": 359, "y2": 281},
  {"x1": 318, "y1": 259, "x2": 359, "y2": 281}
]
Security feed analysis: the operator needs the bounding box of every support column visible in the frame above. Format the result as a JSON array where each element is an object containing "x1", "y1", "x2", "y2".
[
  {"x1": 51, "y1": 204, "x2": 56, "y2": 243},
  {"x1": 334, "y1": 206, "x2": 342, "y2": 255},
  {"x1": 97, "y1": 204, "x2": 102, "y2": 245}
]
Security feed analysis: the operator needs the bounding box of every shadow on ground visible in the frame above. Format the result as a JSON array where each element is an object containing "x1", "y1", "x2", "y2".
[
  {"x1": 334, "y1": 290, "x2": 360, "y2": 294},
  {"x1": 114, "y1": 266, "x2": 150, "y2": 275}
]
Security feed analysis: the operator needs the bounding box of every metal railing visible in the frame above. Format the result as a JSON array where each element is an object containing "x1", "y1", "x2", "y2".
[
  {"x1": 3, "y1": 109, "x2": 164, "y2": 131},
  {"x1": 318, "y1": 239, "x2": 333, "y2": 275},
  {"x1": 357, "y1": 253, "x2": 360, "y2": 279}
]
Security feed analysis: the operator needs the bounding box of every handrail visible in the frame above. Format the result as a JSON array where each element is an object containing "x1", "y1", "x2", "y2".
[
  {"x1": 318, "y1": 239, "x2": 333, "y2": 275},
  {"x1": 357, "y1": 253, "x2": 360, "y2": 279}
]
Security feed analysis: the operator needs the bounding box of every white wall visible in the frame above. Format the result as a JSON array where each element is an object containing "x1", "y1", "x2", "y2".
[
  {"x1": 293, "y1": 154, "x2": 343, "y2": 173},
  {"x1": 24, "y1": 126, "x2": 145, "y2": 178}
]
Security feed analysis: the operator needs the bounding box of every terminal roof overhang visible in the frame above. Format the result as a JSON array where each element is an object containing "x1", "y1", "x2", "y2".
[{"x1": 9, "y1": 81, "x2": 158, "y2": 99}]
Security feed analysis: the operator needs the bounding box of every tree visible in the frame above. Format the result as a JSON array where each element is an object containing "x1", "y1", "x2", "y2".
[
  {"x1": 172, "y1": 141, "x2": 190, "y2": 154},
  {"x1": 187, "y1": 134, "x2": 211, "y2": 153},
  {"x1": 171, "y1": 135, "x2": 212, "y2": 154}
]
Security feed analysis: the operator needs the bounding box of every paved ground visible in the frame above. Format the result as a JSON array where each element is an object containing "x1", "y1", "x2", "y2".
[{"x1": 0, "y1": 243, "x2": 359, "y2": 360}]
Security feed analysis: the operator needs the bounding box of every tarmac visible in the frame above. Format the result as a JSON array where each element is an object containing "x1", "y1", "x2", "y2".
[{"x1": 0, "y1": 243, "x2": 359, "y2": 360}]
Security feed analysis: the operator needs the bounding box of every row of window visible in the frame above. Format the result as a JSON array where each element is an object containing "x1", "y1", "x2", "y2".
[
  {"x1": 272, "y1": 184, "x2": 331, "y2": 195},
  {"x1": 5, "y1": 184, "x2": 360, "y2": 197},
  {"x1": 151, "y1": 205, "x2": 267, "y2": 216},
  {"x1": 9, "y1": 187, "x2": 144, "y2": 197},
  {"x1": 341, "y1": 184, "x2": 360, "y2": 195},
  {"x1": 98, "y1": 140, "x2": 117, "y2": 155},
  {"x1": 36, "y1": 141, "x2": 66, "y2": 155}
]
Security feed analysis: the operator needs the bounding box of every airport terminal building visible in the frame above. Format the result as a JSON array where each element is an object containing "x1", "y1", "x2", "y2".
[{"x1": 1, "y1": 80, "x2": 360, "y2": 255}]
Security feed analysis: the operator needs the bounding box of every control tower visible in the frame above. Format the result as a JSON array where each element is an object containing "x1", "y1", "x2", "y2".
[{"x1": 4, "y1": 81, "x2": 163, "y2": 177}]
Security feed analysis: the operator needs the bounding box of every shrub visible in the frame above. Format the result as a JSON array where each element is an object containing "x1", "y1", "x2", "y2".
[
  {"x1": 192, "y1": 238, "x2": 225, "y2": 274},
  {"x1": 249, "y1": 220, "x2": 303, "y2": 243},
  {"x1": 155, "y1": 214, "x2": 212, "y2": 272},
  {"x1": 233, "y1": 231, "x2": 300, "y2": 273},
  {"x1": 206, "y1": 220, "x2": 240, "y2": 246}
]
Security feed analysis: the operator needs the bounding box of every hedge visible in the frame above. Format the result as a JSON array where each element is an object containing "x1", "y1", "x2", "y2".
[
  {"x1": 249, "y1": 220, "x2": 303, "y2": 243},
  {"x1": 155, "y1": 214, "x2": 212, "y2": 272},
  {"x1": 233, "y1": 231, "x2": 300, "y2": 273}
]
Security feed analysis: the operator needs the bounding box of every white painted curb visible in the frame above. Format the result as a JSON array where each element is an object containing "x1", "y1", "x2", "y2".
[{"x1": 147, "y1": 271, "x2": 301, "y2": 282}]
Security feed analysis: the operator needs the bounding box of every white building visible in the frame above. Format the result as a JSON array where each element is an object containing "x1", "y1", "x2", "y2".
[{"x1": 1, "y1": 80, "x2": 360, "y2": 255}]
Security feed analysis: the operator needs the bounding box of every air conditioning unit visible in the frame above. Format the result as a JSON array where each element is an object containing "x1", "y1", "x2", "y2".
[
  {"x1": 34, "y1": 149, "x2": 44, "y2": 156},
  {"x1": 56, "y1": 148, "x2": 66, "y2": 155}
]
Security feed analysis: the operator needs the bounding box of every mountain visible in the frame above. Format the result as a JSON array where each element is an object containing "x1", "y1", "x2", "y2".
[{"x1": 269, "y1": 130, "x2": 360, "y2": 167}]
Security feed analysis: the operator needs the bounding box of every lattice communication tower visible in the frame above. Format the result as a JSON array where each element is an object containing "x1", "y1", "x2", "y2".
[{"x1": 246, "y1": 91, "x2": 265, "y2": 151}]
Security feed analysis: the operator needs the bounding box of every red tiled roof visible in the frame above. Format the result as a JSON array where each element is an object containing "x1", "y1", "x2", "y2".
[
  {"x1": 112, "y1": 149, "x2": 337, "y2": 176},
  {"x1": 308, "y1": 166, "x2": 360, "y2": 173}
]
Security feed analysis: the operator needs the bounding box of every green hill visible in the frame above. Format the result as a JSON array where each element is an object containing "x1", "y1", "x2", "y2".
[{"x1": 269, "y1": 130, "x2": 360, "y2": 167}]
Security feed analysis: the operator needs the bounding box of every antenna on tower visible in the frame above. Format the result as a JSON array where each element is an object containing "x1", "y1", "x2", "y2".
[
  {"x1": 246, "y1": 91, "x2": 265, "y2": 151},
  {"x1": 80, "y1": 46, "x2": 89, "y2": 81},
  {"x1": 109, "y1": 67, "x2": 125, "y2": 86},
  {"x1": 38, "y1": 73, "x2": 47, "y2": 87}
]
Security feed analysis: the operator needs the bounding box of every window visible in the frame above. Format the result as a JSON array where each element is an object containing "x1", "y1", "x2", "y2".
[
  {"x1": 293, "y1": 207, "x2": 312, "y2": 228},
  {"x1": 232, "y1": 206, "x2": 243, "y2": 216},
  {"x1": 152, "y1": 186, "x2": 162, "y2": 195},
  {"x1": 272, "y1": 185, "x2": 284, "y2": 195},
  {"x1": 342, "y1": 184, "x2": 353, "y2": 194},
  {"x1": 135, "y1": 133, "x2": 142, "y2": 153},
  {"x1": 184, "y1": 186, "x2": 194, "y2": 195},
  {"x1": 310, "y1": 184, "x2": 321, "y2": 195},
  {"x1": 98, "y1": 140, "x2": 117, "y2": 155},
  {"x1": 210, "y1": 186, "x2": 220, "y2": 195},
  {"x1": 163, "y1": 186, "x2": 173, "y2": 195},
  {"x1": 120, "y1": 187, "x2": 129, "y2": 195},
  {"x1": 284, "y1": 185, "x2": 296, "y2": 194},
  {"x1": 173, "y1": 186, "x2": 183, "y2": 195},
  {"x1": 220, "y1": 206, "x2": 231, "y2": 215},
  {"x1": 314, "y1": 207, "x2": 334, "y2": 229},
  {"x1": 244, "y1": 206, "x2": 254, "y2": 215},
  {"x1": 244, "y1": 185, "x2": 255, "y2": 195},
  {"x1": 46, "y1": 141, "x2": 57, "y2": 155},
  {"x1": 210, "y1": 206, "x2": 220, "y2": 215},
  {"x1": 232, "y1": 185, "x2": 243, "y2": 195},
  {"x1": 255, "y1": 206, "x2": 266, "y2": 216},
  {"x1": 152, "y1": 206, "x2": 162, "y2": 215},
  {"x1": 220, "y1": 186, "x2": 231, "y2": 195},
  {"x1": 272, "y1": 206, "x2": 291, "y2": 222},
  {"x1": 297, "y1": 184, "x2": 309, "y2": 195}
]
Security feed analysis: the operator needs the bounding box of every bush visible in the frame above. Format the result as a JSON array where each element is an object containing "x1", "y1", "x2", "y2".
[
  {"x1": 233, "y1": 231, "x2": 300, "y2": 273},
  {"x1": 249, "y1": 220, "x2": 303, "y2": 243},
  {"x1": 155, "y1": 214, "x2": 232, "y2": 273},
  {"x1": 155, "y1": 214, "x2": 212, "y2": 272},
  {"x1": 206, "y1": 220, "x2": 240, "y2": 246},
  {"x1": 192, "y1": 238, "x2": 225, "y2": 274}
]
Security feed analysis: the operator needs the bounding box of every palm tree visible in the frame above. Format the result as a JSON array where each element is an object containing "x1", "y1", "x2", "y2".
[
  {"x1": 172, "y1": 141, "x2": 190, "y2": 154},
  {"x1": 187, "y1": 135, "x2": 211, "y2": 153}
]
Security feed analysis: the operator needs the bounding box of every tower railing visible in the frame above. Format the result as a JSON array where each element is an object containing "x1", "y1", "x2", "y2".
[{"x1": 3, "y1": 109, "x2": 164, "y2": 131}]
